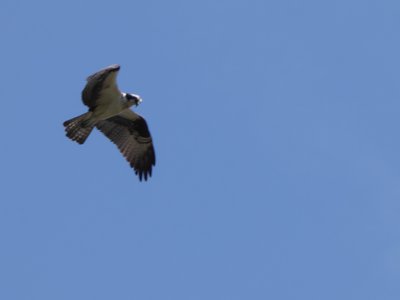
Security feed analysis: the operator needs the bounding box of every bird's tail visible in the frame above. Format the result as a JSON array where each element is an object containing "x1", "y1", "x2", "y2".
[{"x1": 63, "y1": 113, "x2": 94, "y2": 144}]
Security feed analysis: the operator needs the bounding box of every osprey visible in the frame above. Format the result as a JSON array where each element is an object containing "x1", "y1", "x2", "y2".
[{"x1": 63, "y1": 64, "x2": 155, "y2": 181}]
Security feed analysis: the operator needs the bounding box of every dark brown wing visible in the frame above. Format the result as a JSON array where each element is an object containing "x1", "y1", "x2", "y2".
[
  {"x1": 95, "y1": 109, "x2": 156, "y2": 181},
  {"x1": 81, "y1": 64, "x2": 120, "y2": 110}
]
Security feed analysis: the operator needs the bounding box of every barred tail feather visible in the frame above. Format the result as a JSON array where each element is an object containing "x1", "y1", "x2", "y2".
[{"x1": 63, "y1": 113, "x2": 94, "y2": 144}]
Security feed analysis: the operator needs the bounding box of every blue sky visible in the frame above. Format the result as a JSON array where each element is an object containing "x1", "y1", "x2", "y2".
[{"x1": 1, "y1": 0, "x2": 400, "y2": 299}]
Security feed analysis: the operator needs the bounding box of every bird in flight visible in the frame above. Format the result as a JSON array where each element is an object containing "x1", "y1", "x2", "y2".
[{"x1": 63, "y1": 64, "x2": 155, "y2": 181}]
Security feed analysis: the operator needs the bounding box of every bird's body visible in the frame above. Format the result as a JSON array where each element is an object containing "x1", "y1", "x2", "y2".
[{"x1": 63, "y1": 64, "x2": 155, "y2": 181}]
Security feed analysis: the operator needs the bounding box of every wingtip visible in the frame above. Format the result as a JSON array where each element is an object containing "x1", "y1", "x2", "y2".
[{"x1": 135, "y1": 169, "x2": 152, "y2": 182}]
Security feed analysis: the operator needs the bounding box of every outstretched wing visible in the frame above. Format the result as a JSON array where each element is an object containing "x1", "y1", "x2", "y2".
[
  {"x1": 96, "y1": 109, "x2": 156, "y2": 181},
  {"x1": 81, "y1": 64, "x2": 121, "y2": 110}
]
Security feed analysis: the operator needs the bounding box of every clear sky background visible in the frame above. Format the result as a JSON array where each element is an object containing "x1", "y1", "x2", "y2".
[{"x1": 1, "y1": 0, "x2": 399, "y2": 299}]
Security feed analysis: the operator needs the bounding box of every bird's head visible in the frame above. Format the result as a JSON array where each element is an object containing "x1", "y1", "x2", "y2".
[{"x1": 123, "y1": 93, "x2": 142, "y2": 107}]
